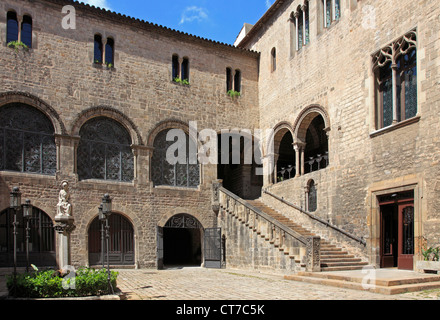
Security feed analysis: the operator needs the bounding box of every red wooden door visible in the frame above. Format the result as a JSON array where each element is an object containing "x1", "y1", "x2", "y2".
[{"x1": 398, "y1": 203, "x2": 414, "y2": 270}]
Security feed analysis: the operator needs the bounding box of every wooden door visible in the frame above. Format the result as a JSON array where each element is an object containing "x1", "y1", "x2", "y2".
[{"x1": 398, "y1": 203, "x2": 414, "y2": 270}]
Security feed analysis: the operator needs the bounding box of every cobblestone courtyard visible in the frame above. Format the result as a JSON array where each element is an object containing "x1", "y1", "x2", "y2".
[{"x1": 115, "y1": 267, "x2": 440, "y2": 301}]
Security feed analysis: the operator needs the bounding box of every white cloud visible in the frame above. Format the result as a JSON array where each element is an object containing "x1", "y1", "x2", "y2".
[
  {"x1": 179, "y1": 6, "x2": 209, "y2": 25},
  {"x1": 82, "y1": 0, "x2": 112, "y2": 10},
  {"x1": 265, "y1": 0, "x2": 274, "y2": 9}
]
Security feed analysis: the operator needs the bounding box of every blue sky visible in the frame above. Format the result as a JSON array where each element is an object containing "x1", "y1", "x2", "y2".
[{"x1": 80, "y1": 0, "x2": 275, "y2": 44}]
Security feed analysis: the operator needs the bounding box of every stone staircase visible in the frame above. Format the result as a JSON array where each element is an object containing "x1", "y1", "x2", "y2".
[
  {"x1": 284, "y1": 269, "x2": 440, "y2": 295},
  {"x1": 247, "y1": 200, "x2": 369, "y2": 272}
]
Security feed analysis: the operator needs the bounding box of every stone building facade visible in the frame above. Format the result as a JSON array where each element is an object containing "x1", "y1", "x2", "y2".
[{"x1": 0, "y1": 0, "x2": 439, "y2": 273}]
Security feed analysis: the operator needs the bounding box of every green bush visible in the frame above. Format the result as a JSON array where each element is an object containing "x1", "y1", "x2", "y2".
[{"x1": 7, "y1": 267, "x2": 118, "y2": 298}]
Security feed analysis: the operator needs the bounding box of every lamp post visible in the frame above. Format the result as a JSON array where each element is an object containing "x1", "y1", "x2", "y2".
[
  {"x1": 9, "y1": 187, "x2": 21, "y2": 295},
  {"x1": 98, "y1": 204, "x2": 105, "y2": 269},
  {"x1": 101, "y1": 194, "x2": 113, "y2": 294},
  {"x1": 22, "y1": 199, "x2": 33, "y2": 273}
]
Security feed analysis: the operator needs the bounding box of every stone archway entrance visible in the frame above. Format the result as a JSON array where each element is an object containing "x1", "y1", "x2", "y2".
[{"x1": 157, "y1": 214, "x2": 202, "y2": 269}]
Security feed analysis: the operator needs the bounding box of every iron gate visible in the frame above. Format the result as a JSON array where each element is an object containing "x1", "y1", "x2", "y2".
[{"x1": 204, "y1": 228, "x2": 222, "y2": 269}]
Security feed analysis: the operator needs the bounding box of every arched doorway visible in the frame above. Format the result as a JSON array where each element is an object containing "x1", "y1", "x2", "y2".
[
  {"x1": 88, "y1": 213, "x2": 135, "y2": 267},
  {"x1": 159, "y1": 214, "x2": 202, "y2": 268},
  {"x1": 273, "y1": 127, "x2": 296, "y2": 183},
  {"x1": 217, "y1": 132, "x2": 263, "y2": 200},
  {"x1": 0, "y1": 207, "x2": 56, "y2": 267},
  {"x1": 304, "y1": 115, "x2": 328, "y2": 174}
]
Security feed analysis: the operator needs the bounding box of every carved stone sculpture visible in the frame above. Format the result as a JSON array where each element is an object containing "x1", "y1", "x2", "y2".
[{"x1": 56, "y1": 181, "x2": 72, "y2": 218}]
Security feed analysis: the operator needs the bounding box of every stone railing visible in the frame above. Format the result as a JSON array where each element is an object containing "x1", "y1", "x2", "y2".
[
  {"x1": 212, "y1": 181, "x2": 321, "y2": 272},
  {"x1": 263, "y1": 189, "x2": 367, "y2": 246}
]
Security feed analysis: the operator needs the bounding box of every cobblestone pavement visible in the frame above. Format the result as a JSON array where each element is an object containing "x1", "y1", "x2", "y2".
[{"x1": 115, "y1": 267, "x2": 440, "y2": 301}]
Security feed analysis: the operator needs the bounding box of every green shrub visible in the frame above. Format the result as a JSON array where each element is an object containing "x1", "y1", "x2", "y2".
[
  {"x1": 227, "y1": 90, "x2": 241, "y2": 98},
  {"x1": 7, "y1": 267, "x2": 118, "y2": 298}
]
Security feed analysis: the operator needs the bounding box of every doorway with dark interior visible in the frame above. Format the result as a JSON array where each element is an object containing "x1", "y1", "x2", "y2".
[
  {"x1": 158, "y1": 214, "x2": 202, "y2": 269},
  {"x1": 379, "y1": 191, "x2": 415, "y2": 270}
]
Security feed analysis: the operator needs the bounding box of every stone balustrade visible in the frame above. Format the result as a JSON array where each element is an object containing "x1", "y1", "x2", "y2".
[{"x1": 213, "y1": 180, "x2": 321, "y2": 272}]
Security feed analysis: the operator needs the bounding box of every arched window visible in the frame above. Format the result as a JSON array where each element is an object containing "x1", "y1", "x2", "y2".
[
  {"x1": 0, "y1": 103, "x2": 56, "y2": 175},
  {"x1": 271, "y1": 48, "x2": 276, "y2": 72},
  {"x1": 105, "y1": 37, "x2": 114, "y2": 67},
  {"x1": 304, "y1": 115, "x2": 329, "y2": 174},
  {"x1": 322, "y1": 0, "x2": 340, "y2": 28},
  {"x1": 151, "y1": 129, "x2": 200, "y2": 188},
  {"x1": 77, "y1": 117, "x2": 134, "y2": 182},
  {"x1": 21, "y1": 15, "x2": 32, "y2": 48},
  {"x1": 307, "y1": 180, "x2": 317, "y2": 212},
  {"x1": 172, "y1": 55, "x2": 190, "y2": 83},
  {"x1": 373, "y1": 30, "x2": 417, "y2": 129},
  {"x1": 276, "y1": 130, "x2": 296, "y2": 183},
  {"x1": 94, "y1": 34, "x2": 103, "y2": 64},
  {"x1": 6, "y1": 11, "x2": 19, "y2": 43},
  {"x1": 0, "y1": 207, "x2": 56, "y2": 267}
]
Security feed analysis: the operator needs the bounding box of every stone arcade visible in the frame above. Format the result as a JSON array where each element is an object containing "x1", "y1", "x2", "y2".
[{"x1": 1, "y1": 0, "x2": 440, "y2": 276}]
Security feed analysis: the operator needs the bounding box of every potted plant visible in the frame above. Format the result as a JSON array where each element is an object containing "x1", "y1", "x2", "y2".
[{"x1": 416, "y1": 245, "x2": 440, "y2": 273}]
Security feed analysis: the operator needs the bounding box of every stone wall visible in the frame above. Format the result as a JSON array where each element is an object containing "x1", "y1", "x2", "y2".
[
  {"x1": 240, "y1": 0, "x2": 440, "y2": 266},
  {"x1": 0, "y1": 0, "x2": 260, "y2": 268}
]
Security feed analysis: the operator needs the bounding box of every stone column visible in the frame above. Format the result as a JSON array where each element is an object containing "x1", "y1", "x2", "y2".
[
  {"x1": 295, "y1": 12, "x2": 300, "y2": 51},
  {"x1": 293, "y1": 143, "x2": 301, "y2": 178},
  {"x1": 55, "y1": 216, "x2": 75, "y2": 269}
]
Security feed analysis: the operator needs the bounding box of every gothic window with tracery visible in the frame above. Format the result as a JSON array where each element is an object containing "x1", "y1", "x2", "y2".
[
  {"x1": 77, "y1": 117, "x2": 134, "y2": 182},
  {"x1": 0, "y1": 103, "x2": 56, "y2": 175},
  {"x1": 151, "y1": 129, "x2": 200, "y2": 188},
  {"x1": 373, "y1": 30, "x2": 417, "y2": 129}
]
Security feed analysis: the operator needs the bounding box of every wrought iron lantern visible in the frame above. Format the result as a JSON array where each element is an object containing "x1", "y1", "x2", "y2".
[
  {"x1": 10, "y1": 187, "x2": 21, "y2": 210},
  {"x1": 101, "y1": 194, "x2": 112, "y2": 217},
  {"x1": 22, "y1": 199, "x2": 33, "y2": 219}
]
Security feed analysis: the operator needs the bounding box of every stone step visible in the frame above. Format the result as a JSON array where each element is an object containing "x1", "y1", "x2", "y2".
[
  {"x1": 321, "y1": 258, "x2": 362, "y2": 263},
  {"x1": 247, "y1": 199, "x2": 370, "y2": 271},
  {"x1": 285, "y1": 270, "x2": 440, "y2": 295},
  {"x1": 321, "y1": 261, "x2": 369, "y2": 267}
]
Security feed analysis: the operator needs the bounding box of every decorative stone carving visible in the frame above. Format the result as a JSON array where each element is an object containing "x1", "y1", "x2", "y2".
[
  {"x1": 212, "y1": 179, "x2": 222, "y2": 212},
  {"x1": 56, "y1": 180, "x2": 72, "y2": 218}
]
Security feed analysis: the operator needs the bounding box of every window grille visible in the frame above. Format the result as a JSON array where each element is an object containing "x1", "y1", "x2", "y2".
[
  {"x1": 151, "y1": 129, "x2": 200, "y2": 188},
  {"x1": 77, "y1": 117, "x2": 134, "y2": 182},
  {"x1": 0, "y1": 103, "x2": 56, "y2": 175}
]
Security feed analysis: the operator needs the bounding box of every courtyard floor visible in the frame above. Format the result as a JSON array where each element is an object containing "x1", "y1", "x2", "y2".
[
  {"x1": 114, "y1": 266, "x2": 440, "y2": 301},
  {"x1": 2, "y1": 266, "x2": 440, "y2": 302}
]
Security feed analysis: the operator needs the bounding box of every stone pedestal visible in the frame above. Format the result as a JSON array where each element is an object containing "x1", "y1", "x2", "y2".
[
  {"x1": 306, "y1": 236, "x2": 321, "y2": 272},
  {"x1": 55, "y1": 215, "x2": 76, "y2": 269}
]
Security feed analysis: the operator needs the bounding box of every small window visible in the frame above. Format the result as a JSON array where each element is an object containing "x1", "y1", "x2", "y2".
[
  {"x1": 181, "y1": 57, "x2": 189, "y2": 81},
  {"x1": 21, "y1": 15, "x2": 32, "y2": 48},
  {"x1": 105, "y1": 37, "x2": 114, "y2": 67},
  {"x1": 94, "y1": 34, "x2": 103, "y2": 64},
  {"x1": 322, "y1": 0, "x2": 341, "y2": 28},
  {"x1": 234, "y1": 70, "x2": 241, "y2": 92},
  {"x1": 226, "y1": 68, "x2": 233, "y2": 92},
  {"x1": 6, "y1": 11, "x2": 19, "y2": 44},
  {"x1": 271, "y1": 48, "x2": 276, "y2": 72},
  {"x1": 172, "y1": 55, "x2": 180, "y2": 79}
]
